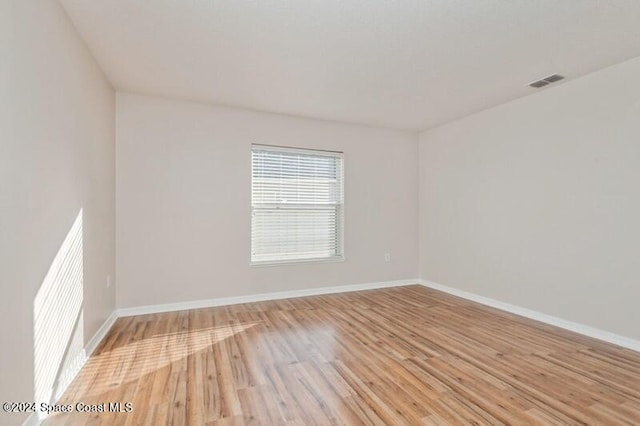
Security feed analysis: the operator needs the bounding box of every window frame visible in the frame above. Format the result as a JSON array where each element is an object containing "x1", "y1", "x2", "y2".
[{"x1": 250, "y1": 144, "x2": 345, "y2": 266}]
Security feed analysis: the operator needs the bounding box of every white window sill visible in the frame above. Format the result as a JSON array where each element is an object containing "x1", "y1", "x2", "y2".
[{"x1": 250, "y1": 256, "x2": 345, "y2": 267}]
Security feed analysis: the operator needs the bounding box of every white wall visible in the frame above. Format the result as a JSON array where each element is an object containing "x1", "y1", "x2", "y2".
[
  {"x1": 116, "y1": 93, "x2": 419, "y2": 308},
  {"x1": 0, "y1": 0, "x2": 115, "y2": 422},
  {"x1": 419, "y1": 57, "x2": 640, "y2": 340}
]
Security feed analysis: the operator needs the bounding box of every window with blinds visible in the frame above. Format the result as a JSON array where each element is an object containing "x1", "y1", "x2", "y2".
[{"x1": 251, "y1": 145, "x2": 344, "y2": 264}]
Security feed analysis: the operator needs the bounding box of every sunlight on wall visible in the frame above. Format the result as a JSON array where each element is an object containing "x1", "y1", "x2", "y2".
[{"x1": 33, "y1": 209, "x2": 85, "y2": 415}]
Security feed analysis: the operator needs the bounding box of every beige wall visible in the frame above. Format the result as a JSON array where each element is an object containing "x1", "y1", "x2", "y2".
[
  {"x1": 419, "y1": 57, "x2": 640, "y2": 340},
  {"x1": 0, "y1": 0, "x2": 115, "y2": 421},
  {"x1": 116, "y1": 93, "x2": 419, "y2": 308}
]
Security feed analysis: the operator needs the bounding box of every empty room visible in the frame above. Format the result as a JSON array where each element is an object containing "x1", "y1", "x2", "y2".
[{"x1": 3, "y1": 0, "x2": 640, "y2": 424}]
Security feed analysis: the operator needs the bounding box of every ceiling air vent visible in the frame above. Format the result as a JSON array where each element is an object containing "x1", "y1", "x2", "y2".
[{"x1": 528, "y1": 74, "x2": 564, "y2": 88}]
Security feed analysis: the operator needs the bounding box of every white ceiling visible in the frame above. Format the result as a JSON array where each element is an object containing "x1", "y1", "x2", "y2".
[{"x1": 61, "y1": 0, "x2": 640, "y2": 131}]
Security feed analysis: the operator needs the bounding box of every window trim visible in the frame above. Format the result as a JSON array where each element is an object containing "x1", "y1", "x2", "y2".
[{"x1": 250, "y1": 144, "x2": 345, "y2": 266}]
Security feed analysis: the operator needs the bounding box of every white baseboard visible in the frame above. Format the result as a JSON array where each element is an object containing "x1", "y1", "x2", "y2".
[
  {"x1": 21, "y1": 277, "x2": 639, "y2": 425},
  {"x1": 23, "y1": 311, "x2": 118, "y2": 426},
  {"x1": 420, "y1": 279, "x2": 640, "y2": 353},
  {"x1": 117, "y1": 279, "x2": 420, "y2": 317},
  {"x1": 24, "y1": 278, "x2": 416, "y2": 424},
  {"x1": 85, "y1": 311, "x2": 118, "y2": 356}
]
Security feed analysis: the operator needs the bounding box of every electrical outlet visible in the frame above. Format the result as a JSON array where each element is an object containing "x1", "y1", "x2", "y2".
[
  {"x1": 106, "y1": 274, "x2": 112, "y2": 288},
  {"x1": 384, "y1": 253, "x2": 391, "y2": 262}
]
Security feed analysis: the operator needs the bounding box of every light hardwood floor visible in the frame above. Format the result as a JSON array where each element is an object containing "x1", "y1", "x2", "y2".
[{"x1": 47, "y1": 285, "x2": 640, "y2": 425}]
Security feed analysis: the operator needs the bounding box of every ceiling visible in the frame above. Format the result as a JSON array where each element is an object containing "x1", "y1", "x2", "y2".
[{"x1": 60, "y1": 0, "x2": 640, "y2": 131}]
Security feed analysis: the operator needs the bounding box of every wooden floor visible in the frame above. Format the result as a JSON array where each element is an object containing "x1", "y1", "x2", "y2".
[{"x1": 47, "y1": 285, "x2": 640, "y2": 425}]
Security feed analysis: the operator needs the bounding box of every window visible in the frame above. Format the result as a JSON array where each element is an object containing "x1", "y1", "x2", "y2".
[{"x1": 251, "y1": 145, "x2": 344, "y2": 264}]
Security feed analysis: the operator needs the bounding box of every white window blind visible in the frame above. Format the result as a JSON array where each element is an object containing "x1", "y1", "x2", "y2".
[{"x1": 251, "y1": 145, "x2": 344, "y2": 264}]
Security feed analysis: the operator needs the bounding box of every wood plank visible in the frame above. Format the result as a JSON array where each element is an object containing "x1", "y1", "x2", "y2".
[{"x1": 48, "y1": 285, "x2": 640, "y2": 425}]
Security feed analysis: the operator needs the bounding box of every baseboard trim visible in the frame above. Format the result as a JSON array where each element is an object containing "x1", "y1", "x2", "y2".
[
  {"x1": 85, "y1": 310, "x2": 118, "y2": 356},
  {"x1": 24, "y1": 279, "x2": 417, "y2": 424},
  {"x1": 23, "y1": 311, "x2": 118, "y2": 426},
  {"x1": 420, "y1": 279, "x2": 640, "y2": 353},
  {"x1": 21, "y1": 277, "x2": 639, "y2": 425},
  {"x1": 117, "y1": 279, "x2": 420, "y2": 317}
]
